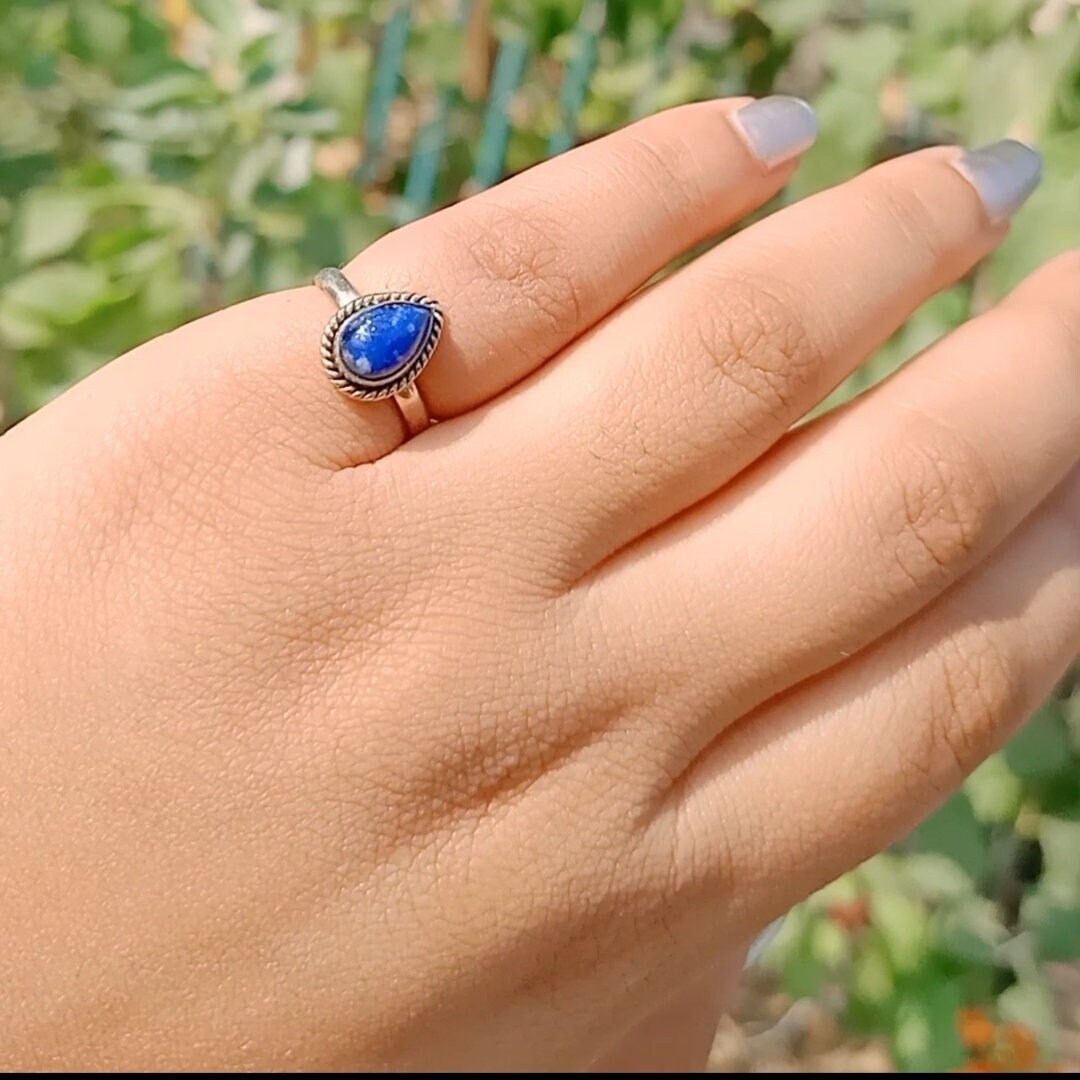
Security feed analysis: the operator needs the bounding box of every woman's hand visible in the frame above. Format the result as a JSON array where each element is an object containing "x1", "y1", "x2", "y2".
[{"x1": 1, "y1": 96, "x2": 1077, "y2": 1071}]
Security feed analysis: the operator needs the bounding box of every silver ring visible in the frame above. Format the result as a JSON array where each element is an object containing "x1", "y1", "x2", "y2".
[{"x1": 314, "y1": 267, "x2": 442, "y2": 435}]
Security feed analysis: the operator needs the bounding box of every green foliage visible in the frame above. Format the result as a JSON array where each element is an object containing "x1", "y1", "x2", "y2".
[
  {"x1": 1, "y1": 1, "x2": 1078, "y2": 1069},
  {"x1": 772, "y1": 686, "x2": 1080, "y2": 1069}
]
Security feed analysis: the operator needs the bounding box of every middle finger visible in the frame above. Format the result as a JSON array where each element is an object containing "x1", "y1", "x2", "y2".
[
  {"x1": 596, "y1": 249, "x2": 1080, "y2": 754},
  {"x1": 480, "y1": 139, "x2": 1041, "y2": 580}
]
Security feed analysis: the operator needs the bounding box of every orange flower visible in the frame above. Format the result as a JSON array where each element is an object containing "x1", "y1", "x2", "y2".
[
  {"x1": 995, "y1": 1024, "x2": 1039, "y2": 1071},
  {"x1": 826, "y1": 896, "x2": 871, "y2": 932},
  {"x1": 958, "y1": 1008, "x2": 996, "y2": 1053},
  {"x1": 955, "y1": 1011, "x2": 1043, "y2": 1072}
]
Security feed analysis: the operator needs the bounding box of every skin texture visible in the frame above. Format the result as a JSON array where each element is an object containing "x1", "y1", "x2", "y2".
[{"x1": 0, "y1": 97, "x2": 1078, "y2": 1070}]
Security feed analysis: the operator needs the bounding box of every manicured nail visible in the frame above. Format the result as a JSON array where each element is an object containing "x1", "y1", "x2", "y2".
[
  {"x1": 953, "y1": 139, "x2": 1043, "y2": 223},
  {"x1": 731, "y1": 96, "x2": 818, "y2": 168}
]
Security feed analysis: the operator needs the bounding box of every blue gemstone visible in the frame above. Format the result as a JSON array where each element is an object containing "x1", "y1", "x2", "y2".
[{"x1": 338, "y1": 302, "x2": 434, "y2": 379}]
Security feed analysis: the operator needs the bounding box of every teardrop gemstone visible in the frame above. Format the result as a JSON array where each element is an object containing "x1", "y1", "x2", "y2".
[{"x1": 338, "y1": 302, "x2": 434, "y2": 378}]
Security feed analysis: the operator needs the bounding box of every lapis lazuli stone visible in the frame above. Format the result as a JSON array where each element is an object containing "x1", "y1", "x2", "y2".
[{"x1": 338, "y1": 302, "x2": 434, "y2": 378}]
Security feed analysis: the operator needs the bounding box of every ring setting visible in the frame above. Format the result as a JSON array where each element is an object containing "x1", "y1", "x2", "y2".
[{"x1": 315, "y1": 268, "x2": 442, "y2": 434}]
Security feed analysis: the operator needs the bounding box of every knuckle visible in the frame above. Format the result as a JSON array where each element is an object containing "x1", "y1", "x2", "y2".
[
  {"x1": 609, "y1": 120, "x2": 713, "y2": 220},
  {"x1": 691, "y1": 272, "x2": 824, "y2": 431},
  {"x1": 866, "y1": 174, "x2": 950, "y2": 271},
  {"x1": 1035, "y1": 258, "x2": 1080, "y2": 353},
  {"x1": 444, "y1": 197, "x2": 586, "y2": 342},
  {"x1": 918, "y1": 627, "x2": 1022, "y2": 787},
  {"x1": 989, "y1": 251, "x2": 1080, "y2": 383},
  {"x1": 873, "y1": 415, "x2": 999, "y2": 585}
]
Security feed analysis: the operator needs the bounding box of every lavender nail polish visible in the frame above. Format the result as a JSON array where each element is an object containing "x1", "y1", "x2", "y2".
[
  {"x1": 953, "y1": 139, "x2": 1043, "y2": 222},
  {"x1": 731, "y1": 96, "x2": 818, "y2": 168}
]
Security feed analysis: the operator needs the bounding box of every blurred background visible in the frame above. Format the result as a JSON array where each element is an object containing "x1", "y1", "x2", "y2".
[{"x1": 1, "y1": 0, "x2": 1079, "y2": 1071}]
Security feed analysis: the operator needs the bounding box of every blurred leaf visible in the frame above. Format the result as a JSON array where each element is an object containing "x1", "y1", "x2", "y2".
[
  {"x1": 308, "y1": 44, "x2": 372, "y2": 131},
  {"x1": 15, "y1": 189, "x2": 94, "y2": 263},
  {"x1": 1028, "y1": 901, "x2": 1080, "y2": 962},
  {"x1": 810, "y1": 915, "x2": 850, "y2": 967},
  {"x1": 965, "y1": 754, "x2": 1024, "y2": 825},
  {"x1": 936, "y1": 898, "x2": 1009, "y2": 966},
  {"x1": 826, "y1": 24, "x2": 905, "y2": 90},
  {"x1": 1004, "y1": 702, "x2": 1072, "y2": 782},
  {"x1": 191, "y1": 0, "x2": 242, "y2": 39},
  {"x1": 111, "y1": 72, "x2": 212, "y2": 111},
  {"x1": 1, "y1": 263, "x2": 114, "y2": 327},
  {"x1": 755, "y1": 0, "x2": 837, "y2": 38},
  {"x1": 0, "y1": 304, "x2": 54, "y2": 350},
  {"x1": 901, "y1": 853, "x2": 978, "y2": 902},
  {"x1": 914, "y1": 791, "x2": 990, "y2": 882},
  {"x1": 791, "y1": 82, "x2": 884, "y2": 196},
  {"x1": 891, "y1": 975, "x2": 967, "y2": 1072},
  {"x1": 908, "y1": 41, "x2": 972, "y2": 112},
  {"x1": 872, "y1": 892, "x2": 929, "y2": 974},
  {"x1": 851, "y1": 935, "x2": 895, "y2": 1006},
  {"x1": 777, "y1": 907, "x2": 832, "y2": 1000},
  {"x1": 910, "y1": 0, "x2": 980, "y2": 38},
  {"x1": 1038, "y1": 770, "x2": 1080, "y2": 821},
  {"x1": 998, "y1": 976, "x2": 1058, "y2": 1059},
  {"x1": 68, "y1": 0, "x2": 130, "y2": 64},
  {"x1": 1038, "y1": 816, "x2": 1080, "y2": 900}
]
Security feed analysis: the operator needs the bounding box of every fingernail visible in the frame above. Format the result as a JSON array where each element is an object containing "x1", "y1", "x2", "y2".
[
  {"x1": 731, "y1": 96, "x2": 818, "y2": 168},
  {"x1": 953, "y1": 139, "x2": 1043, "y2": 223}
]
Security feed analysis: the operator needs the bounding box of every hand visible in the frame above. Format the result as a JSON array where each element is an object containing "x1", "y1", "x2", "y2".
[{"x1": 2, "y1": 96, "x2": 1077, "y2": 1070}]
